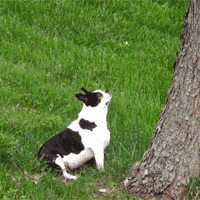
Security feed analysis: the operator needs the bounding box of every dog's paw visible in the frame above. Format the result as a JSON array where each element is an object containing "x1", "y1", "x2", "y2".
[
  {"x1": 69, "y1": 174, "x2": 79, "y2": 180},
  {"x1": 96, "y1": 165, "x2": 104, "y2": 171},
  {"x1": 98, "y1": 168, "x2": 104, "y2": 171},
  {"x1": 63, "y1": 170, "x2": 79, "y2": 180}
]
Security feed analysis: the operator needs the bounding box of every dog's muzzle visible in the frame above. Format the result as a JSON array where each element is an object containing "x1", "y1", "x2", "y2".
[{"x1": 105, "y1": 89, "x2": 111, "y2": 95}]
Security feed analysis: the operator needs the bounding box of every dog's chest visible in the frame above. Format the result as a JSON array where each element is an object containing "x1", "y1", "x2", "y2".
[{"x1": 68, "y1": 119, "x2": 110, "y2": 150}]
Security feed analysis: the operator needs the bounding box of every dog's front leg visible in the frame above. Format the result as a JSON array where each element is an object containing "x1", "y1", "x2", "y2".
[{"x1": 94, "y1": 148, "x2": 105, "y2": 171}]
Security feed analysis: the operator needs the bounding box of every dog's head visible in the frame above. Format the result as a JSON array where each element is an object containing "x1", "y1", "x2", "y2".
[{"x1": 75, "y1": 88, "x2": 112, "y2": 119}]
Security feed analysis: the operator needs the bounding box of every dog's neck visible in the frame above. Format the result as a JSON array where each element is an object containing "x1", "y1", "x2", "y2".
[{"x1": 77, "y1": 104, "x2": 108, "y2": 127}]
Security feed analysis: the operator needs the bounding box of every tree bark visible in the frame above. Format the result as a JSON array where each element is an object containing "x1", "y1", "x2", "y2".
[{"x1": 122, "y1": 0, "x2": 200, "y2": 199}]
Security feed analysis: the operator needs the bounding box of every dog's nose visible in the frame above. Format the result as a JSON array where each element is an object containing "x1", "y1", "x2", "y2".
[{"x1": 105, "y1": 90, "x2": 112, "y2": 97}]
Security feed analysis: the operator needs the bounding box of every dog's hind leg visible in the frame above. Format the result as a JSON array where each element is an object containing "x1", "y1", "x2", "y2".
[
  {"x1": 62, "y1": 148, "x2": 94, "y2": 170},
  {"x1": 55, "y1": 155, "x2": 78, "y2": 180}
]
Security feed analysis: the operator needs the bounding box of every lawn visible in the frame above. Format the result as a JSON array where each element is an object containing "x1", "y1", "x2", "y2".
[{"x1": 0, "y1": 0, "x2": 193, "y2": 199}]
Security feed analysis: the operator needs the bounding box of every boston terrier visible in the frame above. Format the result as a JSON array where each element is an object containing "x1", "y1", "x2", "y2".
[{"x1": 38, "y1": 88, "x2": 112, "y2": 180}]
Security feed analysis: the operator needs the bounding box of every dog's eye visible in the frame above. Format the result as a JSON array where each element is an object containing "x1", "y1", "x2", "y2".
[
  {"x1": 97, "y1": 93, "x2": 103, "y2": 98},
  {"x1": 106, "y1": 102, "x2": 108, "y2": 105}
]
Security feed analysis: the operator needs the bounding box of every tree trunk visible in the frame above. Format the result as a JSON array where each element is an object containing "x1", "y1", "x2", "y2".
[{"x1": 122, "y1": 0, "x2": 200, "y2": 199}]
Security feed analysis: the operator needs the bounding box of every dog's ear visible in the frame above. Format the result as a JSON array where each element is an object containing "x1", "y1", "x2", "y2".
[
  {"x1": 75, "y1": 94, "x2": 88, "y2": 104},
  {"x1": 75, "y1": 88, "x2": 89, "y2": 104},
  {"x1": 81, "y1": 88, "x2": 89, "y2": 94}
]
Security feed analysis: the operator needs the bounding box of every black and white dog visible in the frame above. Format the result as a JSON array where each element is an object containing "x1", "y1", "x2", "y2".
[{"x1": 38, "y1": 88, "x2": 112, "y2": 180}]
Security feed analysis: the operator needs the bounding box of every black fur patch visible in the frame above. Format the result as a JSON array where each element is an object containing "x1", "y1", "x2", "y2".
[
  {"x1": 79, "y1": 118, "x2": 97, "y2": 131},
  {"x1": 38, "y1": 128, "x2": 85, "y2": 171}
]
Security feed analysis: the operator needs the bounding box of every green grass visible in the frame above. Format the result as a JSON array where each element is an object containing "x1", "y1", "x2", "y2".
[{"x1": 1, "y1": 0, "x2": 197, "y2": 199}]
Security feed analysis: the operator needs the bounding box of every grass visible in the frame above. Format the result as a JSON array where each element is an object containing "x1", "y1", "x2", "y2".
[{"x1": 1, "y1": 0, "x2": 198, "y2": 199}]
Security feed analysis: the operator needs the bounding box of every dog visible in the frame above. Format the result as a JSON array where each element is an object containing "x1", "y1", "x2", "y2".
[{"x1": 38, "y1": 88, "x2": 112, "y2": 180}]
